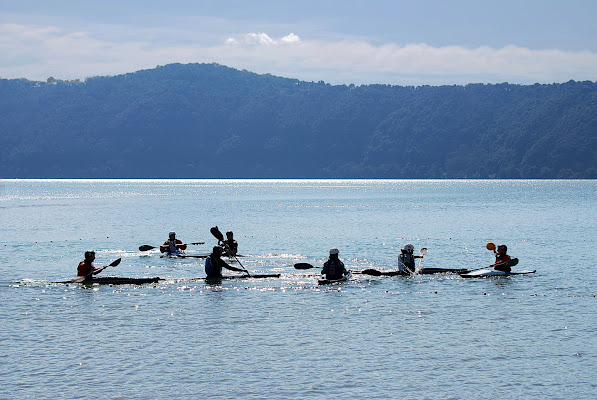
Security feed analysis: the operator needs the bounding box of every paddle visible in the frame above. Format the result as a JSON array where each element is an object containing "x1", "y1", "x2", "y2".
[
  {"x1": 415, "y1": 247, "x2": 428, "y2": 270},
  {"x1": 139, "y1": 242, "x2": 205, "y2": 251},
  {"x1": 210, "y1": 226, "x2": 251, "y2": 277},
  {"x1": 360, "y1": 268, "x2": 383, "y2": 276},
  {"x1": 464, "y1": 258, "x2": 519, "y2": 274},
  {"x1": 294, "y1": 262, "x2": 316, "y2": 269},
  {"x1": 71, "y1": 258, "x2": 122, "y2": 283}
]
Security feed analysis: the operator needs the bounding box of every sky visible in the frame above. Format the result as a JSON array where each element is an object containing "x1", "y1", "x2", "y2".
[{"x1": 1, "y1": 0, "x2": 597, "y2": 86}]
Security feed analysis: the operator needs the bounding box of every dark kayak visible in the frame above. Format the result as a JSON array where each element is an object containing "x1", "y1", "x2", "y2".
[
  {"x1": 358, "y1": 267, "x2": 469, "y2": 276},
  {"x1": 318, "y1": 271, "x2": 352, "y2": 285},
  {"x1": 203, "y1": 273, "x2": 281, "y2": 282},
  {"x1": 55, "y1": 276, "x2": 161, "y2": 285},
  {"x1": 161, "y1": 253, "x2": 244, "y2": 259}
]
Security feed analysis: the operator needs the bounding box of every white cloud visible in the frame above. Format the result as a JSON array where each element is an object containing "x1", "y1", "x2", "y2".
[
  {"x1": 245, "y1": 32, "x2": 276, "y2": 46},
  {"x1": 281, "y1": 33, "x2": 301, "y2": 43},
  {"x1": 1, "y1": 22, "x2": 596, "y2": 86}
]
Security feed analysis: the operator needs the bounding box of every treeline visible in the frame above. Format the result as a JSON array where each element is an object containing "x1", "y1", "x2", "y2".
[{"x1": 1, "y1": 63, "x2": 596, "y2": 178}]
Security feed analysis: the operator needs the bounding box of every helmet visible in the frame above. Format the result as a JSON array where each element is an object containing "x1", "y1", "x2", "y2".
[
  {"x1": 329, "y1": 248, "x2": 339, "y2": 255},
  {"x1": 169, "y1": 231, "x2": 176, "y2": 237},
  {"x1": 226, "y1": 231, "x2": 233, "y2": 238},
  {"x1": 404, "y1": 243, "x2": 414, "y2": 252},
  {"x1": 497, "y1": 244, "x2": 507, "y2": 252},
  {"x1": 84, "y1": 250, "x2": 95, "y2": 259}
]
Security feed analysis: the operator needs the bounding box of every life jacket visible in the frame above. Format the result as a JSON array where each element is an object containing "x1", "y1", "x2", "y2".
[
  {"x1": 323, "y1": 258, "x2": 345, "y2": 280},
  {"x1": 398, "y1": 252, "x2": 416, "y2": 272},
  {"x1": 495, "y1": 254, "x2": 511, "y2": 264},
  {"x1": 168, "y1": 239, "x2": 179, "y2": 254},
  {"x1": 494, "y1": 254, "x2": 512, "y2": 271},
  {"x1": 77, "y1": 261, "x2": 93, "y2": 276},
  {"x1": 205, "y1": 256, "x2": 222, "y2": 278}
]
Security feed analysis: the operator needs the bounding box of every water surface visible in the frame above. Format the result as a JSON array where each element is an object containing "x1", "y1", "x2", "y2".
[{"x1": 1, "y1": 180, "x2": 595, "y2": 399}]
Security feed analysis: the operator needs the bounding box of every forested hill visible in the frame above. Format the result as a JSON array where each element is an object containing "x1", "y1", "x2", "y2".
[{"x1": 1, "y1": 63, "x2": 596, "y2": 178}]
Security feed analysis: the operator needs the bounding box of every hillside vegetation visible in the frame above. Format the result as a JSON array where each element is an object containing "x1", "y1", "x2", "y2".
[{"x1": 1, "y1": 63, "x2": 596, "y2": 178}]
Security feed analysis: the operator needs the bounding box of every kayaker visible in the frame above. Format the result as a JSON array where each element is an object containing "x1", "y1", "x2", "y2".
[
  {"x1": 321, "y1": 248, "x2": 348, "y2": 280},
  {"x1": 492, "y1": 244, "x2": 512, "y2": 272},
  {"x1": 160, "y1": 231, "x2": 187, "y2": 255},
  {"x1": 205, "y1": 246, "x2": 245, "y2": 279},
  {"x1": 77, "y1": 251, "x2": 99, "y2": 277},
  {"x1": 398, "y1": 243, "x2": 423, "y2": 274},
  {"x1": 221, "y1": 231, "x2": 238, "y2": 256}
]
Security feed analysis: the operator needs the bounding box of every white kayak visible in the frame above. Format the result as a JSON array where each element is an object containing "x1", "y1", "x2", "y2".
[
  {"x1": 319, "y1": 271, "x2": 352, "y2": 285},
  {"x1": 459, "y1": 268, "x2": 536, "y2": 278}
]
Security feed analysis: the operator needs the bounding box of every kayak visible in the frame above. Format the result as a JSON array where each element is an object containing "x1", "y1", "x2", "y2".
[
  {"x1": 161, "y1": 253, "x2": 208, "y2": 258},
  {"x1": 161, "y1": 253, "x2": 243, "y2": 259},
  {"x1": 459, "y1": 269, "x2": 536, "y2": 278},
  {"x1": 203, "y1": 273, "x2": 281, "y2": 282},
  {"x1": 318, "y1": 271, "x2": 352, "y2": 285},
  {"x1": 420, "y1": 267, "x2": 469, "y2": 275},
  {"x1": 55, "y1": 277, "x2": 161, "y2": 285},
  {"x1": 357, "y1": 267, "x2": 468, "y2": 276}
]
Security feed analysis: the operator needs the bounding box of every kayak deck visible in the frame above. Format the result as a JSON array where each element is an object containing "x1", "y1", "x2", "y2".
[
  {"x1": 202, "y1": 273, "x2": 281, "y2": 282},
  {"x1": 357, "y1": 267, "x2": 469, "y2": 276},
  {"x1": 161, "y1": 254, "x2": 242, "y2": 259},
  {"x1": 319, "y1": 271, "x2": 352, "y2": 285},
  {"x1": 459, "y1": 269, "x2": 536, "y2": 278},
  {"x1": 56, "y1": 277, "x2": 161, "y2": 285}
]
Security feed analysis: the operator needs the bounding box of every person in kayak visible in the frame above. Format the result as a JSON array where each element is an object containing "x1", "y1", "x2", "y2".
[
  {"x1": 398, "y1": 243, "x2": 423, "y2": 274},
  {"x1": 321, "y1": 248, "x2": 348, "y2": 280},
  {"x1": 160, "y1": 231, "x2": 187, "y2": 255},
  {"x1": 77, "y1": 251, "x2": 99, "y2": 277},
  {"x1": 205, "y1": 246, "x2": 245, "y2": 279},
  {"x1": 492, "y1": 244, "x2": 512, "y2": 272},
  {"x1": 221, "y1": 231, "x2": 238, "y2": 256}
]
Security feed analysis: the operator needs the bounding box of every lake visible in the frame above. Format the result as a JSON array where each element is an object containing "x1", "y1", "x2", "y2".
[{"x1": 1, "y1": 179, "x2": 595, "y2": 399}]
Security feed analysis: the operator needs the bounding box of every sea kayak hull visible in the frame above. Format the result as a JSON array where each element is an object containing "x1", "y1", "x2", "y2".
[
  {"x1": 459, "y1": 269, "x2": 536, "y2": 278},
  {"x1": 161, "y1": 254, "x2": 242, "y2": 259},
  {"x1": 318, "y1": 271, "x2": 352, "y2": 285},
  {"x1": 56, "y1": 277, "x2": 161, "y2": 285},
  {"x1": 203, "y1": 273, "x2": 281, "y2": 282},
  {"x1": 358, "y1": 267, "x2": 468, "y2": 276}
]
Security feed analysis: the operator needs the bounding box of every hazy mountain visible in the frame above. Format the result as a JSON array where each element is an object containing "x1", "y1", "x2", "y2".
[{"x1": 1, "y1": 63, "x2": 596, "y2": 178}]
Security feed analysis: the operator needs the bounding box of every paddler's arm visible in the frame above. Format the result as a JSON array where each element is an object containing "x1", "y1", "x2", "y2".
[
  {"x1": 90, "y1": 265, "x2": 108, "y2": 276},
  {"x1": 321, "y1": 262, "x2": 328, "y2": 275},
  {"x1": 223, "y1": 262, "x2": 244, "y2": 273}
]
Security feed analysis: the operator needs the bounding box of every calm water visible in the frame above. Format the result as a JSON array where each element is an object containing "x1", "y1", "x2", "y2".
[{"x1": 1, "y1": 180, "x2": 595, "y2": 399}]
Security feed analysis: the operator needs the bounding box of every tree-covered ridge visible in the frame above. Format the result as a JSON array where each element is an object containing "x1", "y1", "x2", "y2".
[{"x1": 1, "y1": 63, "x2": 595, "y2": 178}]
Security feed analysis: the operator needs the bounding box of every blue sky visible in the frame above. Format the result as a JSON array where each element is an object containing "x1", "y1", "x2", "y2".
[{"x1": 1, "y1": 0, "x2": 596, "y2": 85}]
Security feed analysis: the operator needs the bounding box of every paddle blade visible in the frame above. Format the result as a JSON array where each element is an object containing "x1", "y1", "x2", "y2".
[
  {"x1": 139, "y1": 245, "x2": 155, "y2": 251},
  {"x1": 361, "y1": 269, "x2": 382, "y2": 276},
  {"x1": 420, "y1": 247, "x2": 428, "y2": 255},
  {"x1": 110, "y1": 258, "x2": 122, "y2": 267},
  {"x1": 509, "y1": 258, "x2": 519, "y2": 267},
  {"x1": 486, "y1": 242, "x2": 496, "y2": 251},
  {"x1": 210, "y1": 226, "x2": 224, "y2": 241},
  {"x1": 294, "y1": 262, "x2": 315, "y2": 269}
]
